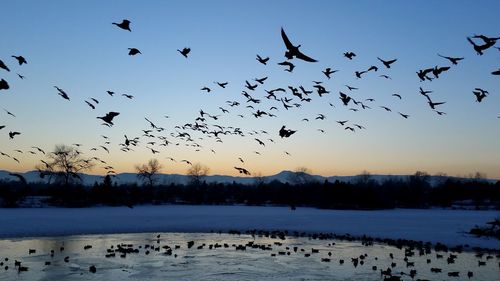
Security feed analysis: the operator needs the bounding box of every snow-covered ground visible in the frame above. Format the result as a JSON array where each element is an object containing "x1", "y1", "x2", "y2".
[{"x1": 0, "y1": 205, "x2": 498, "y2": 249}]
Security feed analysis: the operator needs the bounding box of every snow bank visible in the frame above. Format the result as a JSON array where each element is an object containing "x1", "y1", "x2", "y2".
[{"x1": 0, "y1": 205, "x2": 498, "y2": 249}]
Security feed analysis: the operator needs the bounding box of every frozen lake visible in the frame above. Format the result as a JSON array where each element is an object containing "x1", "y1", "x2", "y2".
[{"x1": 0, "y1": 232, "x2": 498, "y2": 281}]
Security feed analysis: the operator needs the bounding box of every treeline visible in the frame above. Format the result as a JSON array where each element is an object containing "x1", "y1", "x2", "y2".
[{"x1": 0, "y1": 173, "x2": 499, "y2": 209}]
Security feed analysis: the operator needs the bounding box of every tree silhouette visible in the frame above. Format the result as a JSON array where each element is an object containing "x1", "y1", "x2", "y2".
[
  {"x1": 187, "y1": 163, "x2": 209, "y2": 186},
  {"x1": 135, "y1": 158, "x2": 162, "y2": 187},
  {"x1": 36, "y1": 144, "x2": 94, "y2": 186}
]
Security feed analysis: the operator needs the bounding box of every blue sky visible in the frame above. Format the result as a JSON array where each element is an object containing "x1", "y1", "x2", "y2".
[{"x1": 1, "y1": 0, "x2": 499, "y2": 178}]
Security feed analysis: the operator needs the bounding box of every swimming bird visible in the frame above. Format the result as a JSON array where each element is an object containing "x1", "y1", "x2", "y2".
[
  {"x1": 281, "y1": 27, "x2": 317, "y2": 62},
  {"x1": 256, "y1": 55, "x2": 269, "y2": 65},
  {"x1": 177, "y1": 47, "x2": 191, "y2": 58},
  {"x1": 112, "y1": 19, "x2": 131, "y2": 31},
  {"x1": 12, "y1": 55, "x2": 27, "y2": 65},
  {"x1": 128, "y1": 48, "x2": 141, "y2": 55},
  {"x1": 97, "y1": 112, "x2": 120, "y2": 126}
]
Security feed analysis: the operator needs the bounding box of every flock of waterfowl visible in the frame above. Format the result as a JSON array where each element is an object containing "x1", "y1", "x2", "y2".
[
  {"x1": 0, "y1": 230, "x2": 498, "y2": 280},
  {"x1": 0, "y1": 19, "x2": 499, "y2": 178}
]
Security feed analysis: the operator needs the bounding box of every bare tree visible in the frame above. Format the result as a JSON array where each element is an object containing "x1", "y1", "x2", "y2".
[
  {"x1": 187, "y1": 163, "x2": 209, "y2": 186},
  {"x1": 356, "y1": 170, "x2": 373, "y2": 185},
  {"x1": 136, "y1": 159, "x2": 162, "y2": 187},
  {"x1": 35, "y1": 144, "x2": 94, "y2": 186}
]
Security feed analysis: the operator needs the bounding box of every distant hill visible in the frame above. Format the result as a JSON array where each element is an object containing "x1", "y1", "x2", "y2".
[{"x1": 0, "y1": 170, "x2": 496, "y2": 186}]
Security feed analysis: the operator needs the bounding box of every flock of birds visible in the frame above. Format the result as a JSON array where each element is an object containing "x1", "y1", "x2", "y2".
[
  {"x1": 0, "y1": 19, "x2": 499, "y2": 178},
  {"x1": 0, "y1": 230, "x2": 498, "y2": 280}
]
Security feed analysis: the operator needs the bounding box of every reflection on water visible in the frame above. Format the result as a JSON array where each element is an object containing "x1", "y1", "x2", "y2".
[{"x1": 0, "y1": 232, "x2": 498, "y2": 281}]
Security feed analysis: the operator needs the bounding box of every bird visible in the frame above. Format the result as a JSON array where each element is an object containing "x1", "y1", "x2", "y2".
[
  {"x1": 112, "y1": 19, "x2": 131, "y2": 31},
  {"x1": 323, "y1": 68, "x2": 338, "y2": 79},
  {"x1": 12, "y1": 55, "x2": 27, "y2": 65},
  {"x1": 3, "y1": 109, "x2": 15, "y2": 117},
  {"x1": 32, "y1": 146, "x2": 45, "y2": 154},
  {"x1": 434, "y1": 110, "x2": 446, "y2": 115},
  {"x1": 278, "y1": 61, "x2": 295, "y2": 72},
  {"x1": 234, "y1": 167, "x2": 251, "y2": 175},
  {"x1": 128, "y1": 48, "x2": 141, "y2": 56},
  {"x1": 0, "y1": 59, "x2": 10, "y2": 71},
  {"x1": 181, "y1": 160, "x2": 192, "y2": 165},
  {"x1": 255, "y1": 138, "x2": 265, "y2": 146},
  {"x1": 245, "y1": 80, "x2": 258, "y2": 90},
  {"x1": 367, "y1": 65, "x2": 378, "y2": 72},
  {"x1": 17, "y1": 73, "x2": 25, "y2": 79},
  {"x1": 215, "y1": 81, "x2": 228, "y2": 88},
  {"x1": 339, "y1": 92, "x2": 351, "y2": 106},
  {"x1": 380, "y1": 106, "x2": 392, "y2": 112},
  {"x1": 0, "y1": 79, "x2": 9, "y2": 90},
  {"x1": 281, "y1": 27, "x2": 317, "y2": 62},
  {"x1": 398, "y1": 112, "x2": 410, "y2": 119},
  {"x1": 177, "y1": 47, "x2": 191, "y2": 58},
  {"x1": 432, "y1": 66, "x2": 450, "y2": 78},
  {"x1": 254, "y1": 76, "x2": 268, "y2": 84},
  {"x1": 85, "y1": 101, "x2": 95, "y2": 109},
  {"x1": 201, "y1": 87, "x2": 211, "y2": 93},
  {"x1": 437, "y1": 54, "x2": 464, "y2": 65},
  {"x1": 9, "y1": 131, "x2": 21, "y2": 139},
  {"x1": 355, "y1": 70, "x2": 367, "y2": 78},
  {"x1": 9, "y1": 173, "x2": 27, "y2": 185},
  {"x1": 345, "y1": 85, "x2": 358, "y2": 91},
  {"x1": 377, "y1": 57, "x2": 397, "y2": 68},
  {"x1": 54, "y1": 86, "x2": 70, "y2": 100},
  {"x1": 491, "y1": 69, "x2": 500, "y2": 75},
  {"x1": 344, "y1": 52, "x2": 356, "y2": 60},
  {"x1": 106, "y1": 90, "x2": 115, "y2": 96},
  {"x1": 392, "y1": 93, "x2": 402, "y2": 99},
  {"x1": 256, "y1": 55, "x2": 269, "y2": 65},
  {"x1": 467, "y1": 37, "x2": 495, "y2": 55},
  {"x1": 279, "y1": 125, "x2": 296, "y2": 138},
  {"x1": 426, "y1": 95, "x2": 446, "y2": 109},
  {"x1": 379, "y1": 74, "x2": 391, "y2": 79},
  {"x1": 473, "y1": 88, "x2": 488, "y2": 102},
  {"x1": 97, "y1": 112, "x2": 120, "y2": 126},
  {"x1": 122, "y1": 94, "x2": 134, "y2": 99}
]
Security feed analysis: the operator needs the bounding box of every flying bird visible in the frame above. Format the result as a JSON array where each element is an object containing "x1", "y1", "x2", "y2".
[
  {"x1": 437, "y1": 54, "x2": 464, "y2": 65},
  {"x1": 112, "y1": 19, "x2": 131, "y2": 31},
  {"x1": 0, "y1": 59, "x2": 10, "y2": 71},
  {"x1": 9, "y1": 131, "x2": 21, "y2": 139},
  {"x1": 17, "y1": 73, "x2": 25, "y2": 79},
  {"x1": 0, "y1": 79, "x2": 9, "y2": 90},
  {"x1": 97, "y1": 112, "x2": 120, "y2": 126},
  {"x1": 392, "y1": 93, "x2": 402, "y2": 99},
  {"x1": 398, "y1": 112, "x2": 410, "y2": 119},
  {"x1": 279, "y1": 125, "x2": 296, "y2": 138},
  {"x1": 122, "y1": 93, "x2": 134, "y2": 99},
  {"x1": 54, "y1": 86, "x2": 70, "y2": 100},
  {"x1": 280, "y1": 27, "x2": 317, "y2": 62},
  {"x1": 181, "y1": 160, "x2": 192, "y2": 165},
  {"x1": 344, "y1": 52, "x2": 356, "y2": 60},
  {"x1": 467, "y1": 37, "x2": 495, "y2": 55},
  {"x1": 339, "y1": 92, "x2": 351, "y2": 106},
  {"x1": 177, "y1": 47, "x2": 191, "y2": 58},
  {"x1": 3, "y1": 109, "x2": 15, "y2": 117},
  {"x1": 473, "y1": 88, "x2": 488, "y2": 102},
  {"x1": 201, "y1": 87, "x2": 211, "y2": 93},
  {"x1": 128, "y1": 48, "x2": 141, "y2": 56},
  {"x1": 234, "y1": 167, "x2": 251, "y2": 175},
  {"x1": 278, "y1": 61, "x2": 295, "y2": 72},
  {"x1": 377, "y1": 57, "x2": 397, "y2": 68},
  {"x1": 323, "y1": 68, "x2": 338, "y2": 79},
  {"x1": 85, "y1": 101, "x2": 95, "y2": 109},
  {"x1": 106, "y1": 90, "x2": 115, "y2": 96},
  {"x1": 491, "y1": 69, "x2": 500, "y2": 75},
  {"x1": 256, "y1": 55, "x2": 269, "y2": 65},
  {"x1": 12, "y1": 55, "x2": 27, "y2": 65}
]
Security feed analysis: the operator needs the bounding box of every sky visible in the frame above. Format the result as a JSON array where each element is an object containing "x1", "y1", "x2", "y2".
[{"x1": 0, "y1": 0, "x2": 499, "y2": 178}]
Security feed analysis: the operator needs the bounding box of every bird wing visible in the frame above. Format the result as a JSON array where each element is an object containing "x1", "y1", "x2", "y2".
[
  {"x1": 106, "y1": 112, "x2": 120, "y2": 118},
  {"x1": 281, "y1": 28, "x2": 295, "y2": 51},
  {"x1": 295, "y1": 51, "x2": 318, "y2": 62}
]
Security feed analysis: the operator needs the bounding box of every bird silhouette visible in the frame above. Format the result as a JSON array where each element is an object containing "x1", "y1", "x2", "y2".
[
  {"x1": 437, "y1": 54, "x2": 464, "y2": 65},
  {"x1": 54, "y1": 86, "x2": 70, "y2": 100},
  {"x1": 339, "y1": 92, "x2": 351, "y2": 106},
  {"x1": 491, "y1": 69, "x2": 500, "y2": 75},
  {"x1": 177, "y1": 47, "x2": 191, "y2": 58},
  {"x1": 255, "y1": 138, "x2": 265, "y2": 146},
  {"x1": 256, "y1": 55, "x2": 269, "y2": 65},
  {"x1": 434, "y1": 110, "x2": 446, "y2": 115},
  {"x1": 323, "y1": 68, "x2": 338, "y2": 79},
  {"x1": 279, "y1": 125, "x2": 296, "y2": 138},
  {"x1": 417, "y1": 68, "x2": 434, "y2": 81},
  {"x1": 467, "y1": 37, "x2": 495, "y2": 55},
  {"x1": 112, "y1": 19, "x2": 131, "y2": 31},
  {"x1": 128, "y1": 48, "x2": 141, "y2": 55},
  {"x1": 122, "y1": 93, "x2": 134, "y2": 99},
  {"x1": 432, "y1": 66, "x2": 450, "y2": 78},
  {"x1": 345, "y1": 85, "x2": 358, "y2": 91},
  {"x1": 234, "y1": 167, "x2": 251, "y2": 175},
  {"x1": 473, "y1": 88, "x2": 488, "y2": 102},
  {"x1": 0, "y1": 79, "x2": 9, "y2": 90},
  {"x1": 379, "y1": 74, "x2": 391, "y2": 79},
  {"x1": 97, "y1": 112, "x2": 120, "y2": 126},
  {"x1": 426, "y1": 95, "x2": 446, "y2": 109},
  {"x1": 9, "y1": 131, "x2": 21, "y2": 139},
  {"x1": 17, "y1": 73, "x2": 25, "y2": 79},
  {"x1": 367, "y1": 65, "x2": 378, "y2": 72},
  {"x1": 85, "y1": 101, "x2": 96, "y2": 109},
  {"x1": 201, "y1": 87, "x2": 211, "y2": 93},
  {"x1": 12, "y1": 55, "x2": 27, "y2": 65},
  {"x1": 392, "y1": 93, "x2": 402, "y2": 99},
  {"x1": 181, "y1": 160, "x2": 192, "y2": 165},
  {"x1": 344, "y1": 52, "x2": 356, "y2": 60},
  {"x1": 106, "y1": 90, "x2": 115, "y2": 96},
  {"x1": 215, "y1": 81, "x2": 228, "y2": 88},
  {"x1": 278, "y1": 61, "x2": 295, "y2": 72},
  {"x1": 281, "y1": 27, "x2": 317, "y2": 62},
  {"x1": 0, "y1": 59, "x2": 10, "y2": 71},
  {"x1": 254, "y1": 76, "x2": 268, "y2": 84},
  {"x1": 245, "y1": 80, "x2": 258, "y2": 90},
  {"x1": 377, "y1": 57, "x2": 397, "y2": 68},
  {"x1": 355, "y1": 70, "x2": 367, "y2": 78},
  {"x1": 398, "y1": 112, "x2": 410, "y2": 119}
]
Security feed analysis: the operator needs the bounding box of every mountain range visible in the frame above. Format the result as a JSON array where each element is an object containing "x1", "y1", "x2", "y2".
[{"x1": 0, "y1": 170, "x2": 496, "y2": 186}]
